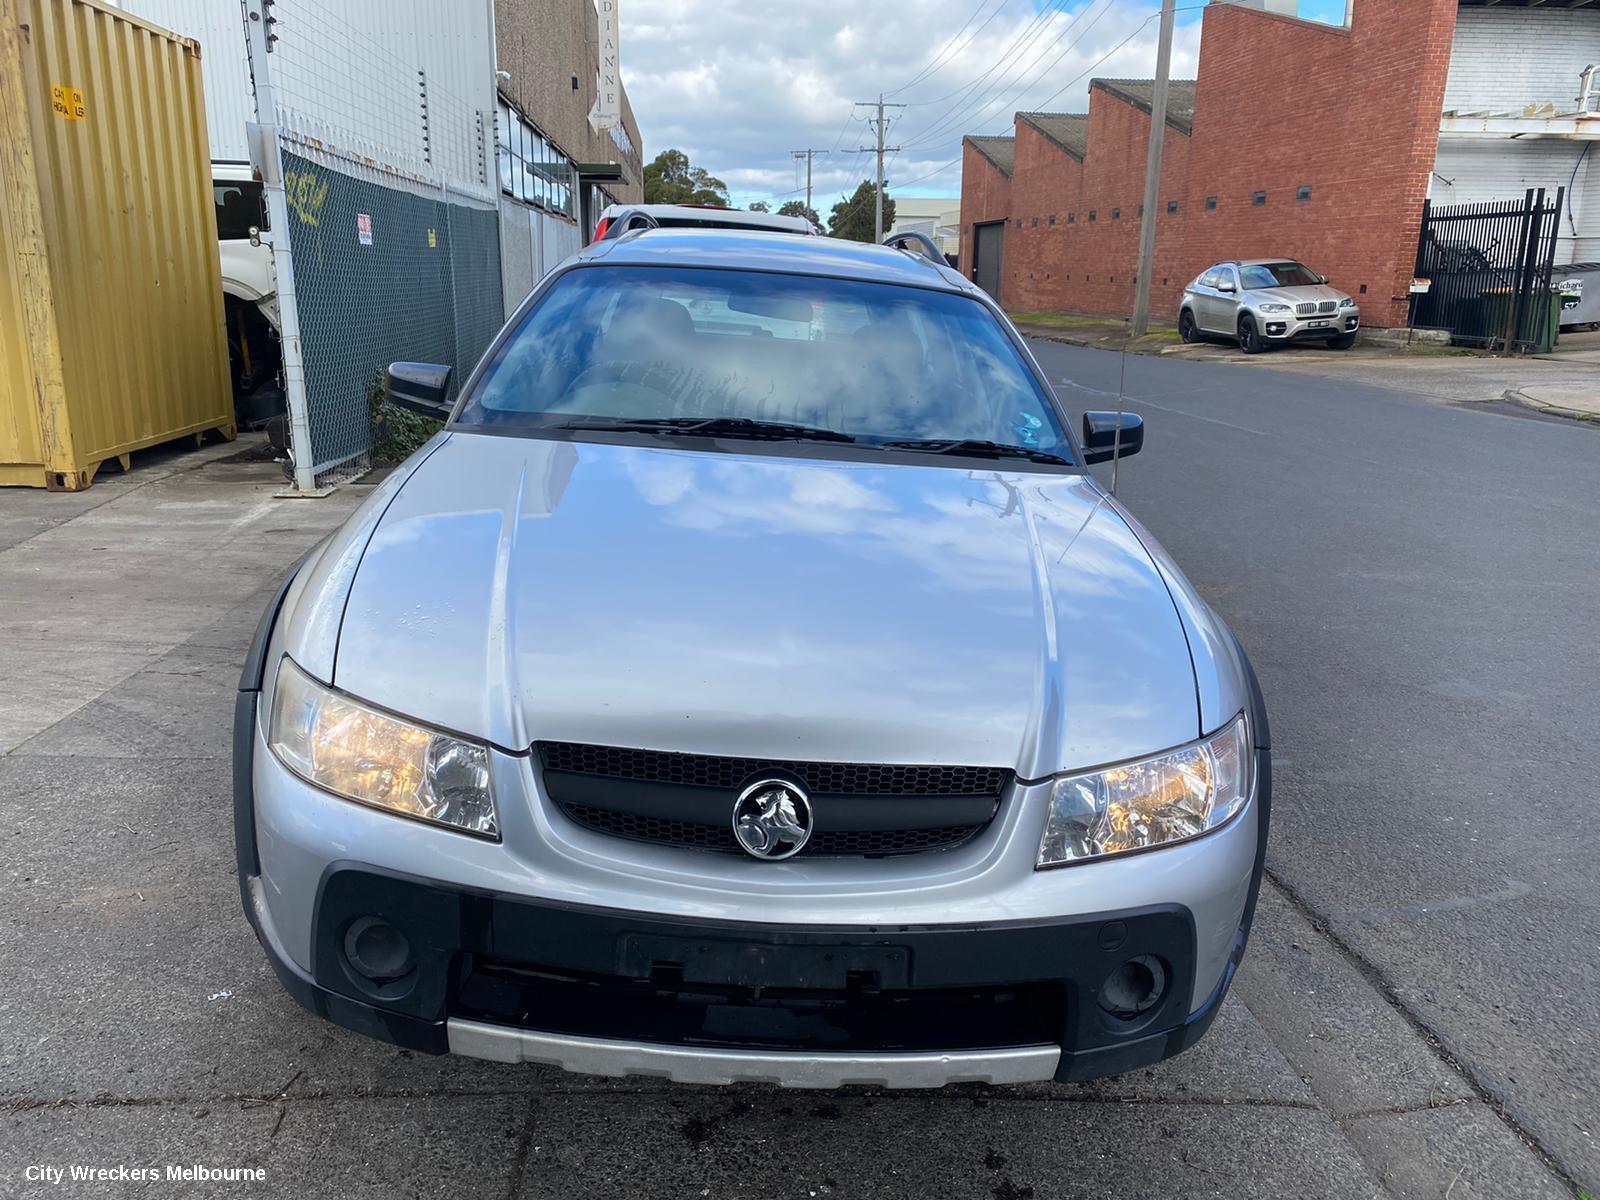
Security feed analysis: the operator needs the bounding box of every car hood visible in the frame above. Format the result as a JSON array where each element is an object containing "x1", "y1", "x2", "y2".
[
  {"x1": 332, "y1": 432, "x2": 1201, "y2": 777},
  {"x1": 1245, "y1": 283, "x2": 1348, "y2": 305}
]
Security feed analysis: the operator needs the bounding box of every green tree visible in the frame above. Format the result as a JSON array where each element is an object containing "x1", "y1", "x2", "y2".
[
  {"x1": 643, "y1": 149, "x2": 730, "y2": 207},
  {"x1": 778, "y1": 199, "x2": 822, "y2": 228},
  {"x1": 747, "y1": 200, "x2": 771, "y2": 212},
  {"x1": 828, "y1": 180, "x2": 893, "y2": 242}
]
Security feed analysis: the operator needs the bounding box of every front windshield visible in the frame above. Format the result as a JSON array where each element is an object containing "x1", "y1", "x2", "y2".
[
  {"x1": 456, "y1": 265, "x2": 1070, "y2": 460},
  {"x1": 1239, "y1": 261, "x2": 1321, "y2": 289}
]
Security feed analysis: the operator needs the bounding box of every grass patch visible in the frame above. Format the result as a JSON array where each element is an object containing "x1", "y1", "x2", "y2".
[{"x1": 1008, "y1": 310, "x2": 1122, "y2": 330}]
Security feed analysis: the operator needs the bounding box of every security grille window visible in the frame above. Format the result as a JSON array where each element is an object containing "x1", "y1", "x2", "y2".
[
  {"x1": 1068, "y1": 212, "x2": 1076, "y2": 224},
  {"x1": 1112, "y1": 208, "x2": 1120, "y2": 220},
  {"x1": 1297, "y1": 185, "x2": 1312, "y2": 203},
  {"x1": 1206, "y1": 196, "x2": 1217, "y2": 211},
  {"x1": 1048, "y1": 214, "x2": 1056, "y2": 225},
  {"x1": 1031, "y1": 217, "x2": 1038, "y2": 227},
  {"x1": 1089, "y1": 210, "x2": 1097, "y2": 222},
  {"x1": 496, "y1": 100, "x2": 575, "y2": 219},
  {"x1": 1253, "y1": 191, "x2": 1267, "y2": 207},
  {"x1": 1167, "y1": 200, "x2": 1179, "y2": 214}
]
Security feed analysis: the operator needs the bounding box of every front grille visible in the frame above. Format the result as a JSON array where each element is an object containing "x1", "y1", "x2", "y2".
[
  {"x1": 538, "y1": 742, "x2": 1009, "y2": 858},
  {"x1": 560, "y1": 802, "x2": 985, "y2": 857},
  {"x1": 1295, "y1": 301, "x2": 1318, "y2": 316},
  {"x1": 539, "y1": 742, "x2": 1009, "y2": 797},
  {"x1": 1318, "y1": 299, "x2": 1338, "y2": 314}
]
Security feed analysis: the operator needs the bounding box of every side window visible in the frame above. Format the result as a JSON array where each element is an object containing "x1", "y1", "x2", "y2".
[
  {"x1": 1199, "y1": 267, "x2": 1219, "y2": 288},
  {"x1": 214, "y1": 181, "x2": 266, "y2": 240}
]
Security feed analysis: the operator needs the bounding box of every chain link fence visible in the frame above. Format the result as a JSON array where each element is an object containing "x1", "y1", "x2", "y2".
[
  {"x1": 246, "y1": 0, "x2": 503, "y2": 484},
  {"x1": 280, "y1": 150, "x2": 501, "y2": 474}
]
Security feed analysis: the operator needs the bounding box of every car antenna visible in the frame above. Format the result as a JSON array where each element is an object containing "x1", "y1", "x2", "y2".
[{"x1": 1111, "y1": 347, "x2": 1128, "y2": 495}]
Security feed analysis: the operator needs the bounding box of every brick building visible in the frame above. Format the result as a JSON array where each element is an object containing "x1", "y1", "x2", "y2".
[{"x1": 960, "y1": 0, "x2": 1600, "y2": 329}]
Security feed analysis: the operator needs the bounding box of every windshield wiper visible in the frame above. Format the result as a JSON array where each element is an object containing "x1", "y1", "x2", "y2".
[
  {"x1": 877, "y1": 438, "x2": 1073, "y2": 467},
  {"x1": 550, "y1": 416, "x2": 855, "y2": 443}
]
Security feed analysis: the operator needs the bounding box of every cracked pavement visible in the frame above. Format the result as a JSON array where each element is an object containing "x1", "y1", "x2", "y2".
[{"x1": 0, "y1": 378, "x2": 1591, "y2": 1198}]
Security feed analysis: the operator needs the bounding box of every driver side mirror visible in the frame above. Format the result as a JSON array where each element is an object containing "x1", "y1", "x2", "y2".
[
  {"x1": 386, "y1": 362, "x2": 453, "y2": 419},
  {"x1": 1081, "y1": 411, "x2": 1145, "y2": 465}
]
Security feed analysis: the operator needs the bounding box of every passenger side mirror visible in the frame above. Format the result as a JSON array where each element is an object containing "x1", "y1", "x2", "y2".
[
  {"x1": 1080, "y1": 411, "x2": 1145, "y2": 465},
  {"x1": 1217, "y1": 280, "x2": 1236, "y2": 294},
  {"x1": 386, "y1": 362, "x2": 453, "y2": 419}
]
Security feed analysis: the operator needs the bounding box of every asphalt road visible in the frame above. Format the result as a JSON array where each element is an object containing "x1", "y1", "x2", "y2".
[
  {"x1": 1, "y1": 353, "x2": 1595, "y2": 1199},
  {"x1": 1030, "y1": 338, "x2": 1600, "y2": 1191}
]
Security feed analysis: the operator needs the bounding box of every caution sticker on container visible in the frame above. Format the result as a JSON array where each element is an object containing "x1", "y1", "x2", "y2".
[
  {"x1": 427, "y1": 228, "x2": 437, "y2": 249},
  {"x1": 357, "y1": 213, "x2": 373, "y2": 246},
  {"x1": 50, "y1": 84, "x2": 86, "y2": 121}
]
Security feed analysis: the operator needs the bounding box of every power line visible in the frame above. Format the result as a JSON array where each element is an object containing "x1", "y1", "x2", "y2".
[
  {"x1": 887, "y1": 0, "x2": 1016, "y2": 100},
  {"x1": 899, "y1": 0, "x2": 1115, "y2": 152},
  {"x1": 897, "y1": 0, "x2": 1077, "y2": 113}
]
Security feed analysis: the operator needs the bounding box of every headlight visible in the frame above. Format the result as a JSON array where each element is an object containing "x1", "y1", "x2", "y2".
[
  {"x1": 268, "y1": 657, "x2": 498, "y2": 838},
  {"x1": 1257, "y1": 303, "x2": 1292, "y2": 314},
  {"x1": 1038, "y1": 715, "x2": 1250, "y2": 868},
  {"x1": 1339, "y1": 297, "x2": 1357, "y2": 308}
]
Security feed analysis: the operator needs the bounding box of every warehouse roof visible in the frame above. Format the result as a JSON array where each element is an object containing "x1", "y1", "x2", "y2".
[
  {"x1": 1091, "y1": 78, "x2": 1198, "y2": 135},
  {"x1": 1016, "y1": 112, "x2": 1090, "y2": 161},
  {"x1": 964, "y1": 135, "x2": 1015, "y2": 177}
]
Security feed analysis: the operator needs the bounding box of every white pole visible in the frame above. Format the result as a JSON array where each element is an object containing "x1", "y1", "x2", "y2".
[{"x1": 243, "y1": 0, "x2": 316, "y2": 493}]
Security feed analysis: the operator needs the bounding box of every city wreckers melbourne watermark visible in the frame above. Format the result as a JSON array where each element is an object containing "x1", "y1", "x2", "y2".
[{"x1": 24, "y1": 1163, "x2": 266, "y2": 1185}]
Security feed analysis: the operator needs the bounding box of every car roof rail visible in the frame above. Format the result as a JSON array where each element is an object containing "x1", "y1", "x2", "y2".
[{"x1": 883, "y1": 230, "x2": 945, "y2": 264}]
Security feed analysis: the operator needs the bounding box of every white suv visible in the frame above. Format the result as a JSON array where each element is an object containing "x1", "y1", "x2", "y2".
[{"x1": 594, "y1": 203, "x2": 816, "y2": 240}]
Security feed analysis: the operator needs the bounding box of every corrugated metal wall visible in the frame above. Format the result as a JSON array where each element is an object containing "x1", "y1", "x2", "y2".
[
  {"x1": 108, "y1": 0, "x2": 252, "y2": 161},
  {"x1": 0, "y1": 0, "x2": 232, "y2": 489},
  {"x1": 1434, "y1": 140, "x2": 1599, "y2": 264}
]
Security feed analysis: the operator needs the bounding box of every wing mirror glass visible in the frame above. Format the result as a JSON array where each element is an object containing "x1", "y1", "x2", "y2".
[
  {"x1": 386, "y1": 362, "x2": 453, "y2": 419},
  {"x1": 1080, "y1": 411, "x2": 1145, "y2": 465}
]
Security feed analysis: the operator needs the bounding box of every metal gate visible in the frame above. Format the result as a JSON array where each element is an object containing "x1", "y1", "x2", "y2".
[
  {"x1": 973, "y1": 221, "x2": 1005, "y2": 300},
  {"x1": 1412, "y1": 188, "x2": 1564, "y2": 352}
]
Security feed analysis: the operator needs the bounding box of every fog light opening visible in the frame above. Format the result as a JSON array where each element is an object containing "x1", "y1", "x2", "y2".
[
  {"x1": 343, "y1": 916, "x2": 414, "y2": 984},
  {"x1": 1098, "y1": 955, "x2": 1168, "y2": 1020}
]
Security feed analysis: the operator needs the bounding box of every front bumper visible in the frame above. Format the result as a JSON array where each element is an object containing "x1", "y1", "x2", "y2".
[
  {"x1": 235, "y1": 574, "x2": 1271, "y2": 1088},
  {"x1": 243, "y1": 863, "x2": 1250, "y2": 1086},
  {"x1": 1260, "y1": 310, "x2": 1359, "y2": 340}
]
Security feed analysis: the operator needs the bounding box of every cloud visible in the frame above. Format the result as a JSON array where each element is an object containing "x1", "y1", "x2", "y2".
[{"x1": 619, "y1": 0, "x2": 1206, "y2": 207}]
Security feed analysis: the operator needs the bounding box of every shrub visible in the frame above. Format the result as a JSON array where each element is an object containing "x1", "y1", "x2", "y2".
[{"x1": 366, "y1": 368, "x2": 442, "y2": 463}]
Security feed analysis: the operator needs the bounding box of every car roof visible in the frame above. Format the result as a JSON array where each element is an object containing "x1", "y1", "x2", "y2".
[
  {"x1": 576, "y1": 227, "x2": 978, "y2": 293},
  {"x1": 598, "y1": 204, "x2": 814, "y2": 234}
]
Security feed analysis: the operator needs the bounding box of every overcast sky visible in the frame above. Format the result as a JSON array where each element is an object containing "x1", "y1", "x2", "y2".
[{"x1": 620, "y1": 0, "x2": 1346, "y2": 210}]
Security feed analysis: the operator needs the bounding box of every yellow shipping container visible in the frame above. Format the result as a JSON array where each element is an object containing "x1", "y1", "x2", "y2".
[{"x1": 0, "y1": 0, "x2": 232, "y2": 490}]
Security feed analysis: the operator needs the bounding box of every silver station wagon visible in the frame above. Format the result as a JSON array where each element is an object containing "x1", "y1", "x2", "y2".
[{"x1": 235, "y1": 229, "x2": 1270, "y2": 1088}]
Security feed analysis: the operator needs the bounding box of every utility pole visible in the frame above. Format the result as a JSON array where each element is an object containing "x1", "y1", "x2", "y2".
[
  {"x1": 1130, "y1": 0, "x2": 1176, "y2": 339},
  {"x1": 790, "y1": 148, "x2": 828, "y2": 215},
  {"x1": 855, "y1": 94, "x2": 904, "y2": 241}
]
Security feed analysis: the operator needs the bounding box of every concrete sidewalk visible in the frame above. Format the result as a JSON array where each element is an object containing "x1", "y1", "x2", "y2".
[{"x1": 0, "y1": 445, "x2": 1576, "y2": 1199}]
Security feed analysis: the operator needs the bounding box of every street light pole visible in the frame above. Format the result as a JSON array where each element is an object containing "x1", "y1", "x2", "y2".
[{"x1": 1130, "y1": 0, "x2": 1176, "y2": 339}]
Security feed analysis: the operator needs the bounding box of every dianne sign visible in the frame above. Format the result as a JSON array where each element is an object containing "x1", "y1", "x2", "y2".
[{"x1": 589, "y1": 0, "x2": 620, "y2": 133}]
